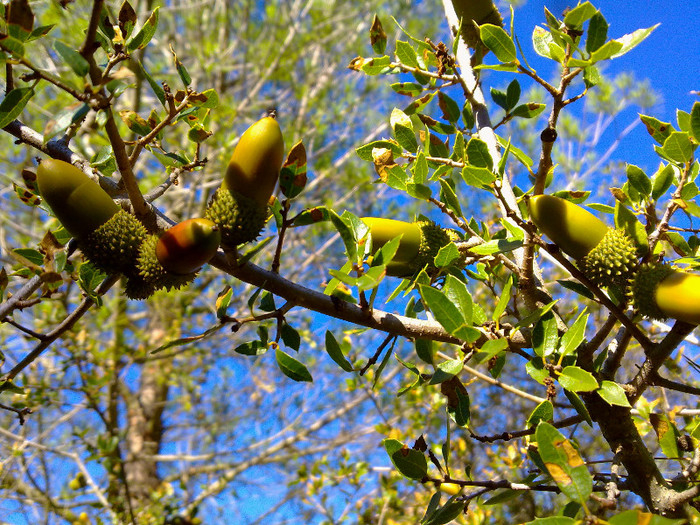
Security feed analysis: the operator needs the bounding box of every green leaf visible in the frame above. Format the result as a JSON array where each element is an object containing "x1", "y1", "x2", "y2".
[
  {"x1": 559, "y1": 310, "x2": 588, "y2": 358},
  {"x1": 611, "y1": 25, "x2": 659, "y2": 58},
  {"x1": 279, "y1": 140, "x2": 307, "y2": 199},
  {"x1": 394, "y1": 124, "x2": 418, "y2": 153},
  {"x1": 134, "y1": 59, "x2": 166, "y2": 108},
  {"x1": 395, "y1": 40, "x2": 418, "y2": 67},
  {"x1": 430, "y1": 358, "x2": 463, "y2": 385},
  {"x1": 126, "y1": 6, "x2": 159, "y2": 52},
  {"x1": 215, "y1": 286, "x2": 233, "y2": 319},
  {"x1": 0, "y1": 87, "x2": 33, "y2": 128},
  {"x1": 527, "y1": 400, "x2": 553, "y2": 427},
  {"x1": 420, "y1": 285, "x2": 479, "y2": 342},
  {"x1": 511, "y1": 102, "x2": 546, "y2": 119},
  {"x1": 558, "y1": 366, "x2": 598, "y2": 392},
  {"x1": 423, "y1": 499, "x2": 465, "y2": 525},
  {"x1": 13, "y1": 247, "x2": 43, "y2": 266},
  {"x1": 533, "y1": 312, "x2": 558, "y2": 358},
  {"x1": 590, "y1": 39, "x2": 623, "y2": 62},
  {"x1": 490, "y1": 87, "x2": 508, "y2": 111},
  {"x1": 470, "y1": 239, "x2": 522, "y2": 255},
  {"x1": 535, "y1": 421, "x2": 593, "y2": 503},
  {"x1": 329, "y1": 210, "x2": 357, "y2": 262},
  {"x1": 437, "y1": 92, "x2": 460, "y2": 124},
  {"x1": 492, "y1": 274, "x2": 513, "y2": 322},
  {"x1": 563, "y1": 2, "x2": 596, "y2": 29},
  {"x1": 614, "y1": 202, "x2": 648, "y2": 254},
  {"x1": 524, "y1": 518, "x2": 577, "y2": 525},
  {"x1": 506, "y1": 79, "x2": 521, "y2": 111},
  {"x1": 608, "y1": 509, "x2": 686, "y2": 525},
  {"x1": 446, "y1": 384, "x2": 470, "y2": 427},
  {"x1": 532, "y1": 26, "x2": 559, "y2": 60},
  {"x1": 626, "y1": 164, "x2": 651, "y2": 197},
  {"x1": 0, "y1": 33, "x2": 26, "y2": 57},
  {"x1": 391, "y1": 82, "x2": 422, "y2": 97},
  {"x1": 598, "y1": 380, "x2": 631, "y2": 407},
  {"x1": 434, "y1": 242, "x2": 460, "y2": 268},
  {"x1": 324, "y1": 330, "x2": 353, "y2": 372},
  {"x1": 443, "y1": 275, "x2": 473, "y2": 324},
  {"x1": 650, "y1": 413, "x2": 682, "y2": 460},
  {"x1": 690, "y1": 102, "x2": 700, "y2": 142},
  {"x1": 461, "y1": 165, "x2": 495, "y2": 189},
  {"x1": 383, "y1": 438, "x2": 427, "y2": 480},
  {"x1": 564, "y1": 389, "x2": 592, "y2": 426},
  {"x1": 466, "y1": 138, "x2": 493, "y2": 169},
  {"x1": 586, "y1": 11, "x2": 608, "y2": 53},
  {"x1": 356, "y1": 139, "x2": 402, "y2": 161},
  {"x1": 480, "y1": 24, "x2": 516, "y2": 63},
  {"x1": 275, "y1": 348, "x2": 313, "y2": 382},
  {"x1": 369, "y1": 14, "x2": 387, "y2": 55},
  {"x1": 54, "y1": 41, "x2": 89, "y2": 77},
  {"x1": 438, "y1": 179, "x2": 463, "y2": 217},
  {"x1": 662, "y1": 131, "x2": 696, "y2": 164},
  {"x1": 640, "y1": 115, "x2": 673, "y2": 145}
]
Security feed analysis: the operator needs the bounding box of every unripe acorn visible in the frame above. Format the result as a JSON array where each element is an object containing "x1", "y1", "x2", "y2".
[
  {"x1": 361, "y1": 217, "x2": 454, "y2": 277},
  {"x1": 155, "y1": 218, "x2": 221, "y2": 275},
  {"x1": 36, "y1": 158, "x2": 119, "y2": 240},
  {"x1": 224, "y1": 115, "x2": 285, "y2": 207},
  {"x1": 36, "y1": 158, "x2": 147, "y2": 275},
  {"x1": 631, "y1": 264, "x2": 700, "y2": 324},
  {"x1": 207, "y1": 115, "x2": 285, "y2": 246},
  {"x1": 528, "y1": 194, "x2": 637, "y2": 287}
]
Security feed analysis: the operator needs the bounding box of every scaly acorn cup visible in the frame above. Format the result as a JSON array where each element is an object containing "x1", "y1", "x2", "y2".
[
  {"x1": 128, "y1": 218, "x2": 221, "y2": 299},
  {"x1": 36, "y1": 158, "x2": 147, "y2": 274},
  {"x1": 528, "y1": 194, "x2": 637, "y2": 287},
  {"x1": 631, "y1": 264, "x2": 700, "y2": 324},
  {"x1": 361, "y1": 217, "x2": 453, "y2": 277},
  {"x1": 206, "y1": 115, "x2": 285, "y2": 246}
]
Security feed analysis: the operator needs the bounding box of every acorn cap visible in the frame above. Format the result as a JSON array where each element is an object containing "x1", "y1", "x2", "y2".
[
  {"x1": 132, "y1": 234, "x2": 196, "y2": 298},
  {"x1": 36, "y1": 158, "x2": 119, "y2": 239},
  {"x1": 205, "y1": 187, "x2": 268, "y2": 247},
  {"x1": 81, "y1": 209, "x2": 148, "y2": 275},
  {"x1": 580, "y1": 228, "x2": 637, "y2": 287},
  {"x1": 630, "y1": 263, "x2": 675, "y2": 320}
]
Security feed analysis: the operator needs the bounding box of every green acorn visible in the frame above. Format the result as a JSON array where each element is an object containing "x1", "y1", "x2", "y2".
[
  {"x1": 361, "y1": 217, "x2": 454, "y2": 277},
  {"x1": 206, "y1": 115, "x2": 285, "y2": 247},
  {"x1": 631, "y1": 264, "x2": 700, "y2": 324},
  {"x1": 529, "y1": 194, "x2": 637, "y2": 287},
  {"x1": 36, "y1": 158, "x2": 147, "y2": 274},
  {"x1": 128, "y1": 218, "x2": 221, "y2": 299}
]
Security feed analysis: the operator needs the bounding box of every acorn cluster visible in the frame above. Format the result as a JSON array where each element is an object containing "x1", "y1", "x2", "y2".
[
  {"x1": 529, "y1": 193, "x2": 700, "y2": 325},
  {"x1": 35, "y1": 115, "x2": 284, "y2": 300}
]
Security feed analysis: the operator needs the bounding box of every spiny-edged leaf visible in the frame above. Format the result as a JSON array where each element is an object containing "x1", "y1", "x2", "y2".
[
  {"x1": 527, "y1": 400, "x2": 554, "y2": 427},
  {"x1": 479, "y1": 24, "x2": 516, "y2": 63},
  {"x1": 369, "y1": 14, "x2": 387, "y2": 55},
  {"x1": 662, "y1": 131, "x2": 696, "y2": 164},
  {"x1": 535, "y1": 421, "x2": 593, "y2": 503},
  {"x1": 559, "y1": 366, "x2": 598, "y2": 392},
  {"x1": 325, "y1": 330, "x2": 353, "y2": 372},
  {"x1": 279, "y1": 140, "x2": 307, "y2": 199},
  {"x1": 649, "y1": 413, "x2": 681, "y2": 460},
  {"x1": 586, "y1": 11, "x2": 608, "y2": 53},
  {"x1": 559, "y1": 309, "x2": 588, "y2": 358},
  {"x1": 640, "y1": 114, "x2": 673, "y2": 145},
  {"x1": 0, "y1": 87, "x2": 33, "y2": 128},
  {"x1": 611, "y1": 25, "x2": 658, "y2": 58},
  {"x1": 598, "y1": 380, "x2": 631, "y2": 407},
  {"x1": 383, "y1": 438, "x2": 427, "y2": 480},
  {"x1": 563, "y1": 1, "x2": 596, "y2": 29},
  {"x1": 608, "y1": 509, "x2": 687, "y2": 525},
  {"x1": 54, "y1": 41, "x2": 89, "y2": 77},
  {"x1": 532, "y1": 312, "x2": 558, "y2": 357},
  {"x1": 690, "y1": 102, "x2": 700, "y2": 142},
  {"x1": 275, "y1": 348, "x2": 313, "y2": 382},
  {"x1": 466, "y1": 137, "x2": 493, "y2": 169}
]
